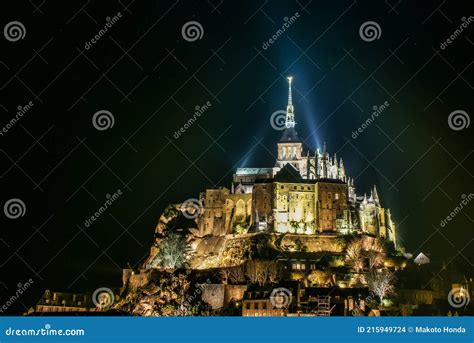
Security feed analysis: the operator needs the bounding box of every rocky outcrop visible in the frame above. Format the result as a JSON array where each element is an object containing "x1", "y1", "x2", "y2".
[
  {"x1": 271, "y1": 234, "x2": 345, "y2": 253},
  {"x1": 189, "y1": 234, "x2": 253, "y2": 269},
  {"x1": 115, "y1": 271, "x2": 196, "y2": 316},
  {"x1": 154, "y1": 204, "x2": 181, "y2": 236}
]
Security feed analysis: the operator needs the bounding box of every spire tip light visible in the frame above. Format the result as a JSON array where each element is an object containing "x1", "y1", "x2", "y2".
[{"x1": 285, "y1": 76, "x2": 295, "y2": 128}]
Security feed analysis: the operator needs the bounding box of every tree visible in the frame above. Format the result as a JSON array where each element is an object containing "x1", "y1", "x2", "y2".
[
  {"x1": 346, "y1": 237, "x2": 386, "y2": 272},
  {"x1": 245, "y1": 260, "x2": 280, "y2": 285},
  {"x1": 367, "y1": 250, "x2": 385, "y2": 269},
  {"x1": 245, "y1": 260, "x2": 260, "y2": 284},
  {"x1": 267, "y1": 261, "x2": 280, "y2": 284},
  {"x1": 307, "y1": 270, "x2": 334, "y2": 287},
  {"x1": 219, "y1": 268, "x2": 232, "y2": 284},
  {"x1": 151, "y1": 233, "x2": 188, "y2": 269},
  {"x1": 367, "y1": 270, "x2": 396, "y2": 305},
  {"x1": 229, "y1": 265, "x2": 246, "y2": 284},
  {"x1": 346, "y1": 239, "x2": 364, "y2": 272},
  {"x1": 366, "y1": 238, "x2": 386, "y2": 269}
]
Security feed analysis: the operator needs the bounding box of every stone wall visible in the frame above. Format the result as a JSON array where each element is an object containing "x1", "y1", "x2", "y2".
[
  {"x1": 201, "y1": 284, "x2": 225, "y2": 310},
  {"x1": 201, "y1": 284, "x2": 248, "y2": 310}
]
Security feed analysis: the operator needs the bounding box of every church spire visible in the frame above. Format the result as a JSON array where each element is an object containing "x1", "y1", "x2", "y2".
[
  {"x1": 285, "y1": 76, "x2": 295, "y2": 128},
  {"x1": 373, "y1": 185, "x2": 380, "y2": 206}
]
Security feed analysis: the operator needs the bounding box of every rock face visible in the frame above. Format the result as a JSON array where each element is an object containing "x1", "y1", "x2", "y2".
[
  {"x1": 189, "y1": 234, "x2": 252, "y2": 269},
  {"x1": 122, "y1": 197, "x2": 404, "y2": 317},
  {"x1": 142, "y1": 203, "x2": 196, "y2": 269},
  {"x1": 115, "y1": 271, "x2": 196, "y2": 316},
  {"x1": 140, "y1": 199, "x2": 401, "y2": 273},
  {"x1": 154, "y1": 204, "x2": 181, "y2": 236},
  {"x1": 272, "y1": 234, "x2": 345, "y2": 253}
]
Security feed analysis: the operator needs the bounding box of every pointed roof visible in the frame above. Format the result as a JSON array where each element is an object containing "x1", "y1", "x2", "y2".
[
  {"x1": 373, "y1": 185, "x2": 380, "y2": 204},
  {"x1": 279, "y1": 76, "x2": 299, "y2": 142},
  {"x1": 414, "y1": 252, "x2": 430, "y2": 265},
  {"x1": 274, "y1": 163, "x2": 302, "y2": 182}
]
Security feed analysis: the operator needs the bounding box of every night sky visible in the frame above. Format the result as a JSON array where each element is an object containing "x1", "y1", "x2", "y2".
[{"x1": 1, "y1": 1, "x2": 472, "y2": 314}]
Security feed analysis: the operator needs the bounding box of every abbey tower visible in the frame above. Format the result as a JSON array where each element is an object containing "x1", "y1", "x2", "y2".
[{"x1": 196, "y1": 77, "x2": 396, "y2": 246}]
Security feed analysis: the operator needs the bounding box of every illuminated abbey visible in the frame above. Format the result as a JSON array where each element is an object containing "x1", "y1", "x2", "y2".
[{"x1": 196, "y1": 77, "x2": 397, "y2": 244}]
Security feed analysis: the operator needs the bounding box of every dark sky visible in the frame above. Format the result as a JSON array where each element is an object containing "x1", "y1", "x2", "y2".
[{"x1": 1, "y1": 1, "x2": 472, "y2": 314}]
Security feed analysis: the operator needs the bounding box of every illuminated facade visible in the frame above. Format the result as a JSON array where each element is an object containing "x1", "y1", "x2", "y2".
[{"x1": 198, "y1": 77, "x2": 396, "y2": 245}]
